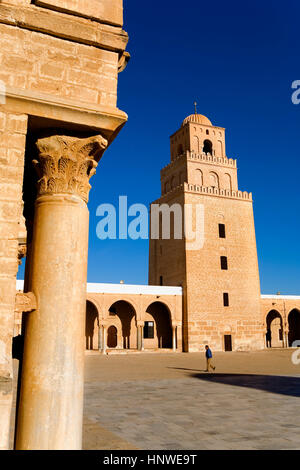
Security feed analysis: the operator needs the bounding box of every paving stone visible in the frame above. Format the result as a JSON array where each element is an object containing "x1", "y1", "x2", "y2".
[{"x1": 83, "y1": 351, "x2": 300, "y2": 450}]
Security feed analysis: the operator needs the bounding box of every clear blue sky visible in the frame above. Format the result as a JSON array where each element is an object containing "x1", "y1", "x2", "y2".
[{"x1": 19, "y1": 0, "x2": 300, "y2": 293}]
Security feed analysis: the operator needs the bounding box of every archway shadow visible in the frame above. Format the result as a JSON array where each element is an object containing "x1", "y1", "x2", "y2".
[{"x1": 189, "y1": 373, "x2": 300, "y2": 398}]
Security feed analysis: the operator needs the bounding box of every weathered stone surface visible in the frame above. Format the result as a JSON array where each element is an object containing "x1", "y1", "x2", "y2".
[
  {"x1": 14, "y1": 292, "x2": 37, "y2": 314},
  {"x1": 0, "y1": 3, "x2": 127, "y2": 50},
  {"x1": 0, "y1": 21, "x2": 122, "y2": 109},
  {"x1": 35, "y1": 0, "x2": 123, "y2": 27},
  {"x1": 0, "y1": 109, "x2": 27, "y2": 449}
]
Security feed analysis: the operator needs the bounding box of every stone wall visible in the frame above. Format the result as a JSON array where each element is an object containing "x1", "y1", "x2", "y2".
[
  {"x1": 0, "y1": 109, "x2": 27, "y2": 450},
  {"x1": 0, "y1": 22, "x2": 119, "y2": 108},
  {"x1": 184, "y1": 191, "x2": 263, "y2": 352},
  {"x1": 34, "y1": 0, "x2": 123, "y2": 26}
]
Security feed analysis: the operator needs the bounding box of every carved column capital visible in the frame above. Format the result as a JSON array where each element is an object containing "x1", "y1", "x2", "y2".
[{"x1": 34, "y1": 134, "x2": 108, "y2": 203}]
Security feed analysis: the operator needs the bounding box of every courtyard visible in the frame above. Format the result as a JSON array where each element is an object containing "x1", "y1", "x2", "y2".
[{"x1": 83, "y1": 349, "x2": 300, "y2": 450}]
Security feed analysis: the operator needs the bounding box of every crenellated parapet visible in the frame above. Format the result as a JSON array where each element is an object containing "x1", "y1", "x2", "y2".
[
  {"x1": 187, "y1": 151, "x2": 237, "y2": 168},
  {"x1": 161, "y1": 150, "x2": 237, "y2": 177},
  {"x1": 184, "y1": 183, "x2": 252, "y2": 201},
  {"x1": 152, "y1": 182, "x2": 252, "y2": 204}
]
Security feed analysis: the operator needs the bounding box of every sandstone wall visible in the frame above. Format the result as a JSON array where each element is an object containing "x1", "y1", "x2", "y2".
[
  {"x1": 0, "y1": 22, "x2": 119, "y2": 109},
  {"x1": 0, "y1": 109, "x2": 27, "y2": 450},
  {"x1": 184, "y1": 191, "x2": 263, "y2": 352}
]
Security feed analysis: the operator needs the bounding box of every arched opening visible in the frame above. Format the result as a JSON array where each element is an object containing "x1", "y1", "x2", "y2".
[
  {"x1": 107, "y1": 325, "x2": 118, "y2": 348},
  {"x1": 288, "y1": 309, "x2": 300, "y2": 347},
  {"x1": 145, "y1": 302, "x2": 172, "y2": 349},
  {"x1": 218, "y1": 140, "x2": 223, "y2": 156},
  {"x1": 224, "y1": 173, "x2": 232, "y2": 191},
  {"x1": 193, "y1": 135, "x2": 200, "y2": 153},
  {"x1": 108, "y1": 300, "x2": 136, "y2": 349},
  {"x1": 85, "y1": 300, "x2": 99, "y2": 350},
  {"x1": 196, "y1": 169, "x2": 203, "y2": 185},
  {"x1": 266, "y1": 310, "x2": 283, "y2": 348},
  {"x1": 209, "y1": 171, "x2": 219, "y2": 188},
  {"x1": 203, "y1": 139, "x2": 213, "y2": 155}
]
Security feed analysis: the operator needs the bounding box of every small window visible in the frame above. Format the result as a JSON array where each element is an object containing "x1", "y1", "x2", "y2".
[
  {"x1": 206, "y1": 129, "x2": 209, "y2": 135},
  {"x1": 159, "y1": 275, "x2": 163, "y2": 286},
  {"x1": 220, "y1": 256, "x2": 228, "y2": 270},
  {"x1": 144, "y1": 321, "x2": 154, "y2": 339},
  {"x1": 223, "y1": 293, "x2": 229, "y2": 307},
  {"x1": 219, "y1": 223, "x2": 226, "y2": 238},
  {"x1": 203, "y1": 139, "x2": 213, "y2": 155}
]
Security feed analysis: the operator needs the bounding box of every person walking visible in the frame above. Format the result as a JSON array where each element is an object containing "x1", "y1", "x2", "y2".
[{"x1": 205, "y1": 345, "x2": 216, "y2": 372}]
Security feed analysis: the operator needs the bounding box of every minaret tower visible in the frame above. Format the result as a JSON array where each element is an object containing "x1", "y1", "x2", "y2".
[{"x1": 149, "y1": 111, "x2": 264, "y2": 352}]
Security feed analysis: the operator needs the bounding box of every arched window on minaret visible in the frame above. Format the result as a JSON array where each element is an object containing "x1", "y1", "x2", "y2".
[
  {"x1": 209, "y1": 171, "x2": 219, "y2": 188},
  {"x1": 217, "y1": 140, "x2": 223, "y2": 157},
  {"x1": 193, "y1": 136, "x2": 200, "y2": 153},
  {"x1": 224, "y1": 173, "x2": 232, "y2": 191},
  {"x1": 196, "y1": 169, "x2": 203, "y2": 186},
  {"x1": 203, "y1": 139, "x2": 213, "y2": 155}
]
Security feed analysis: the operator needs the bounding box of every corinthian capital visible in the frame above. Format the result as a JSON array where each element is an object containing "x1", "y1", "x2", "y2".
[{"x1": 34, "y1": 134, "x2": 108, "y2": 203}]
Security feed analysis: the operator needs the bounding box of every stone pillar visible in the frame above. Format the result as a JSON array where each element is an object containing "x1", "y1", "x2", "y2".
[
  {"x1": 98, "y1": 323, "x2": 103, "y2": 352},
  {"x1": 102, "y1": 325, "x2": 107, "y2": 355},
  {"x1": 141, "y1": 326, "x2": 144, "y2": 351},
  {"x1": 15, "y1": 134, "x2": 107, "y2": 450},
  {"x1": 136, "y1": 322, "x2": 144, "y2": 351},
  {"x1": 137, "y1": 326, "x2": 141, "y2": 351},
  {"x1": 172, "y1": 326, "x2": 177, "y2": 352}
]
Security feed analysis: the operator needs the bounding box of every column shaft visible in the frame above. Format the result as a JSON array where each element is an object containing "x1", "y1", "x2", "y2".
[
  {"x1": 15, "y1": 194, "x2": 89, "y2": 450},
  {"x1": 98, "y1": 324, "x2": 103, "y2": 351},
  {"x1": 137, "y1": 326, "x2": 142, "y2": 351},
  {"x1": 102, "y1": 326, "x2": 107, "y2": 354},
  {"x1": 172, "y1": 326, "x2": 177, "y2": 351}
]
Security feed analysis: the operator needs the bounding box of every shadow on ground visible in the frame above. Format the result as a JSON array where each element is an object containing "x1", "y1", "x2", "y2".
[
  {"x1": 169, "y1": 369, "x2": 300, "y2": 397},
  {"x1": 193, "y1": 373, "x2": 300, "y2": 398}
]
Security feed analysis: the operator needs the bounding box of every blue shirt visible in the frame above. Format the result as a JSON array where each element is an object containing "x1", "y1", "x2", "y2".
[{"x1": 206, "y1": 348, "x2": 212, "y2": 358}]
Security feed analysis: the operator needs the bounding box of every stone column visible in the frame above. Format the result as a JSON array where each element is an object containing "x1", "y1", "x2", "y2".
[
  {"x1": 141, "y1": 326, "x2": 144, "y2": 351},
  {"x1": 15, "y1": 134, "x2": 107, "y2": 450},
  {"x1": 136, "y1": 322, "x2": 144, "y2": 351},
  {"x1": 137, "y1": 326, "x2": 142, "y2": 351},
  {"x1": 98, "y1": 323, "x2": 103, "y2": 352},
  {"x1": 102, "y1": 325, "x2": 107, "y2": 355},
  {"x1": 172, "y1": 326, "x2": 177, "y2": 352}
]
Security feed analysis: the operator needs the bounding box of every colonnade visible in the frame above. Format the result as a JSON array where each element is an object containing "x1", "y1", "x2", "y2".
[{"x1": 97, "y1": 321, "x2": 179, "y2": 353}]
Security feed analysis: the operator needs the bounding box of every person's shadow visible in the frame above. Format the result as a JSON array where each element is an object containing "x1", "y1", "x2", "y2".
[
  {"x1": 168, "y1": 368, "x2": 300, "y2": 398},
  {"x1": 168, "y1": 366, "x2": 208, "y2": 373}
]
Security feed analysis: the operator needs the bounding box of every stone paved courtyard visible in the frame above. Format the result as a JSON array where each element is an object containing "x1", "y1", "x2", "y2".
[{"x1": 82, "y1": 349, "x2": 300, "y2": 450}]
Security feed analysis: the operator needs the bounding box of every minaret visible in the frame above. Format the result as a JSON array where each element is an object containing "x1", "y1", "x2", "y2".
[{"x1": 149, "y1": 111, "x2": 264, "y2": 352}]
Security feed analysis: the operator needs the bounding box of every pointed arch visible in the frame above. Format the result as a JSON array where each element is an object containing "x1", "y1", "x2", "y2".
[
  {"x1": 223, "y1": 173, "x2": 232, "y2": 191},
  {"x1": 203, "y1": 139, "x2": 213, "y2": 155},
  {"x1": 209, "y1": 171, "x2": 219, "y2": 188}
]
